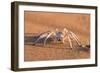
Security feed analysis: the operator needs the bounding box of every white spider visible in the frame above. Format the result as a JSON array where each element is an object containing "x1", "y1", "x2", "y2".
[{"x1": 33, "y1": 28, "x2": 82, "y2": 49}]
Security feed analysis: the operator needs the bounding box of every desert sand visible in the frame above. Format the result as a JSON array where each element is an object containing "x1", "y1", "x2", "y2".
[{"x1": 24, "y1": 11, "x2": 90, "y2": 61}]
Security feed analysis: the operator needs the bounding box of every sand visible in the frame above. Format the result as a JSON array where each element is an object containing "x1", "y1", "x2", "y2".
[{"x1": 24, "y1": 11, "x2": 90, "y2": 61}]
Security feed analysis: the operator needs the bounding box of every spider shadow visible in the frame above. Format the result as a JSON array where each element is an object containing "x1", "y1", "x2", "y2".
[
  {"x1": 24, "y1": 34, "x2": 54, "y2": 47},
  {"x1": 24, "y1": 34, "x2": 71, "y2": 49},
  {"x1": 24, "y1": 33, "x2": 90, "y2": 53}
]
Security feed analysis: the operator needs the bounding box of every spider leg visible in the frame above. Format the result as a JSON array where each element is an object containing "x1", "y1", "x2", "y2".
[
  {"x1": 62, "y1": 28, "x2": 68, "y2": 43},
  {"x1": 63, "y1": 28, "x2": 69, "y2": 33},
  {"x1": 44, "y1": 32, "x2": 55, "y2": 45},
  {"x1": 62, "y1": 35, "x2": 67, "y2": 44},
  {"x1": 70, "y1": 31, "x2": 81, "y2": 46},
  {"x1": 62, "y1": 28, "x2": 73, "y2": 48},
  {"x1": 68, "y1": 35, "x2": 73, "y2": 49},
  {"x1": 33, "y1": 33, "x2": 49, "y2": 45}
]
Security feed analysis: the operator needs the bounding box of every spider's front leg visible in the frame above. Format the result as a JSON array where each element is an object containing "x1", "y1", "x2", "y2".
[
  {"x1": 62, "y1": 36, "x2": 67, "y2": 44},
  {"x1": 68, "y1": 35, "x2": 73, "y2": 49},
  {"x1": 62, "y1": 35, "x2": 73, "y2": 49},
  {"x1": 70, "y1": 31, "x2": 81, "y2": 46},
  {"x1": 62, "y1": 28, "x2": 73, "y2": 49}
]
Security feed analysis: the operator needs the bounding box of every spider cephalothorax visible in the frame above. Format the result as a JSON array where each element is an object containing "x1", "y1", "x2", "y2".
[
  {"x1": 33, "y1": 28, "x2": 82, "y2": 49},
  {"x1": 55, "y1": 32, "x2": 63, "y2": 41}
]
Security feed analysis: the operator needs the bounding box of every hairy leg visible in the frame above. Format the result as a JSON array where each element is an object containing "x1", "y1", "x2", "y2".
[{"x1": 44, "y1": 31, "x2": 55, "y2": 45}]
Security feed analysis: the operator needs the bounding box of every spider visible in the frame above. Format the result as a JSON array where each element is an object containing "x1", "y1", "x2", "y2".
[{"x1": 33, "y1": 28, "x2": 82, "y2": 49}]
